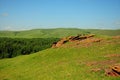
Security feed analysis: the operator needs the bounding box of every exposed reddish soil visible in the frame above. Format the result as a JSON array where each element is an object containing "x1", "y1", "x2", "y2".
[
  {"x1": 86, "y1": 60, "x2": 119, "y2": 67},
  {"x1": 52, "y1": 34, "x2": 102, "y2": 48},
  {"x1": 112, "y1": 36, "x2": 120, "y2": 39},
  {"x1": 104, "y1": 54, "x2": 120, "y2": 58},
  {"x1": 86, "y1": 53, "x2": 120, "y2": 77},
  {"x1": 105, "y1": 64, "x2": 120, "y2": 77}
]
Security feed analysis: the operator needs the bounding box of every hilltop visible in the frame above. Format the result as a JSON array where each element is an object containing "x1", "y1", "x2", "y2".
[{"x1": 0, "y1": 33, "x2": 120, "y2": 80}]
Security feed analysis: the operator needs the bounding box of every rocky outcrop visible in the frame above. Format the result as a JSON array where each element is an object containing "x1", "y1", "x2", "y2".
[
  {"x1": 52, "y1": 34, "x2": 95, "y2": 48},
  {"x1": 105, "y1": 64, "x2": 120, "y2": 77}
]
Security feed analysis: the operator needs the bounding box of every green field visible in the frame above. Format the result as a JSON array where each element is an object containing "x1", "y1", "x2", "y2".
[
  {"x1": 0, "y1": 28, "x2": 120, "y2": 80},
  {"x1": 0, "y1": 28, "x2": 120, "y2": 38}
]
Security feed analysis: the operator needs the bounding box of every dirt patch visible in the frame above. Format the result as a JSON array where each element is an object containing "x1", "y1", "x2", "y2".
[
  {"x1": 112, "y1": 36, "x2": 120, "y2": 39},
  {"x1": 61, "y1": 37, "x2": 102, "y2": 48},
  {"x1": 52, "y1": 34, "x2": 120, "y2": 48},
  {"x1": 76, "y1": 38, "x2": 102, "y2": 47},
  {"x1": 86, "y1": 60, "x2": 120, "y2": 77},
  {"x1": 85, "y1": 56, "x2": 120, "y2": 77},
  {"x1": 104, "y1": 54, "x2": 120, "y2": 58},
  {"x1": 86, "y1": 60, "x2": 118, "y2": 67},
  {"x1": 91, "y1": 68, "x2": 102, "y2": 72}
]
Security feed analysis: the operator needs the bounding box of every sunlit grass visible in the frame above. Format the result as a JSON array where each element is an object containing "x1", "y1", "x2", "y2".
[
  {"x1": 0, "y1": 29, "x2": 120, "y2": 38},
  {"x1": 0, "y1": 37, "x2": 120, "y2": 80}
]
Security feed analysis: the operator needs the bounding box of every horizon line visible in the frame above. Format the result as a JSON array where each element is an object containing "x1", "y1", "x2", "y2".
[{"x1": 0, "y1": 27, "x2": 120, "y2": 31}]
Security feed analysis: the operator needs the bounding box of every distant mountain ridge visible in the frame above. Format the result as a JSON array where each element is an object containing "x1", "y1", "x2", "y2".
[{"x1": 0, "y1": 28, "x2": 120, "y2": 38}]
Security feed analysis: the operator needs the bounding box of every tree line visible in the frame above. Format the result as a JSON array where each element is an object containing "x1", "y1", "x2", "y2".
[{"x1": 0, "y1": 38, "x2": 59, "y2": 59}]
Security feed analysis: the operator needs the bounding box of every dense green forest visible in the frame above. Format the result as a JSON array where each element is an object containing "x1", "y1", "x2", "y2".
[{"x1": 0, "y1": 38, "x2": 59, "y2": 59}]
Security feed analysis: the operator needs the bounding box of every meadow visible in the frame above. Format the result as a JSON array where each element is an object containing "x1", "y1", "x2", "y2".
[
  {"x1": 0, "y1": 28, "x2": 120, "y2": 80},
  {"x1": 0, "y1": 28, "x2": 120, "y2": 38}
]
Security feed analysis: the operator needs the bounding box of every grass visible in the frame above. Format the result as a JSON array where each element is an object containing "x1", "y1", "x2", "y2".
[
  {"x1": 0, "y1": 36, "x2": 120, "y2": 80},
  {"x1": 0, "y1": 28, "x2": 120, "y2": 38}
]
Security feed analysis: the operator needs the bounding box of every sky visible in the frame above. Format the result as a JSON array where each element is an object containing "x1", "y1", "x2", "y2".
[{"x1": 0, "y1": 0, "x2": 120, "y2": 30}]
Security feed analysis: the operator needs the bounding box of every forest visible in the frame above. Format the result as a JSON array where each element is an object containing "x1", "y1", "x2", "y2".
[{"x1": 0, "y1": 38, "x2": 59, "y2": 59}]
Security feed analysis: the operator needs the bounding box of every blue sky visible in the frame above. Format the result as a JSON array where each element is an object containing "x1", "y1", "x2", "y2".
[{"x1": 0, "y1": 0, "x2": 120, "y2": 30}]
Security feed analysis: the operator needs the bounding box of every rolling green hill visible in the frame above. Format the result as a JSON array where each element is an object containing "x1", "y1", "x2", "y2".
[
  {"x1": 0, "y1": 29, "x2": 120, "y2": 80},
  {"x1": 0, "y1": 35, "x2": 120, "y2": 80},
  {"x1": 0, "y1": 28, "x2": 120, "y2": 38}
]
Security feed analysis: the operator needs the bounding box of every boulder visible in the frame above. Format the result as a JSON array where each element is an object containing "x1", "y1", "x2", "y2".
[
  {"x1": 112, "y1": 65, "x2": 120, "y2": 74},
  {"x1": 52, "y1": 38, "x2": 68, "y2": 48},
  {"x1": 105, "y1": 64, "x2": 120, "y2": 77}
]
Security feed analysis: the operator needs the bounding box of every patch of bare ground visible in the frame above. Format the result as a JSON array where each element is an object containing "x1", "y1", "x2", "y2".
[
  {"x1": 112, "y1": 36, "x2": 120, "y2": 39},
  {"x1": 104, "y1": 53, "x2": 120, "y2": 77},
  {"x1": 70, "y1": 36, "x2": 120, "y2": 48},
  {"x1": 73, "y1": 37, "x2": 102, "y2": 47},
  {"x1": 61, "y1": 37, "x2": 103, "y2": 48},
  {"x1": 52, "y1": 34, "x2": 101, "y2": 48},
  {"x1": 85, "y1": 53, "x2": 120, "y2": 77},
  {"x1": 104, "y1": 54, "x2": 120, "y2": 58},
  {"x1": 86, "y1": 59, "x2": 119, "y2": 68},
  {"x1": 52, "y1": 34, "x2": 120, "y2": 48}
]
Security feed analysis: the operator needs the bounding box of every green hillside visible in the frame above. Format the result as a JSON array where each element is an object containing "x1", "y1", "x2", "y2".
[
  {"x1": 0, "y1": 28, "x2": 120, "y2": 38},
  {"x1": 0, "y1": 36, "x2": 120, "y2": 80},
  {"x1": 0, "y1": 29, "x2": 120, "y2": 79}
]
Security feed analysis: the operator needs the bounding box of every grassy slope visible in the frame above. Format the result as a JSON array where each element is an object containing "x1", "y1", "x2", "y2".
[
  {"x1": 0, "y1": 28, "x2": 120, "y2": 38},
  {"x1": 0, "y1": 37, "x2": 120, "y2": 80}
]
